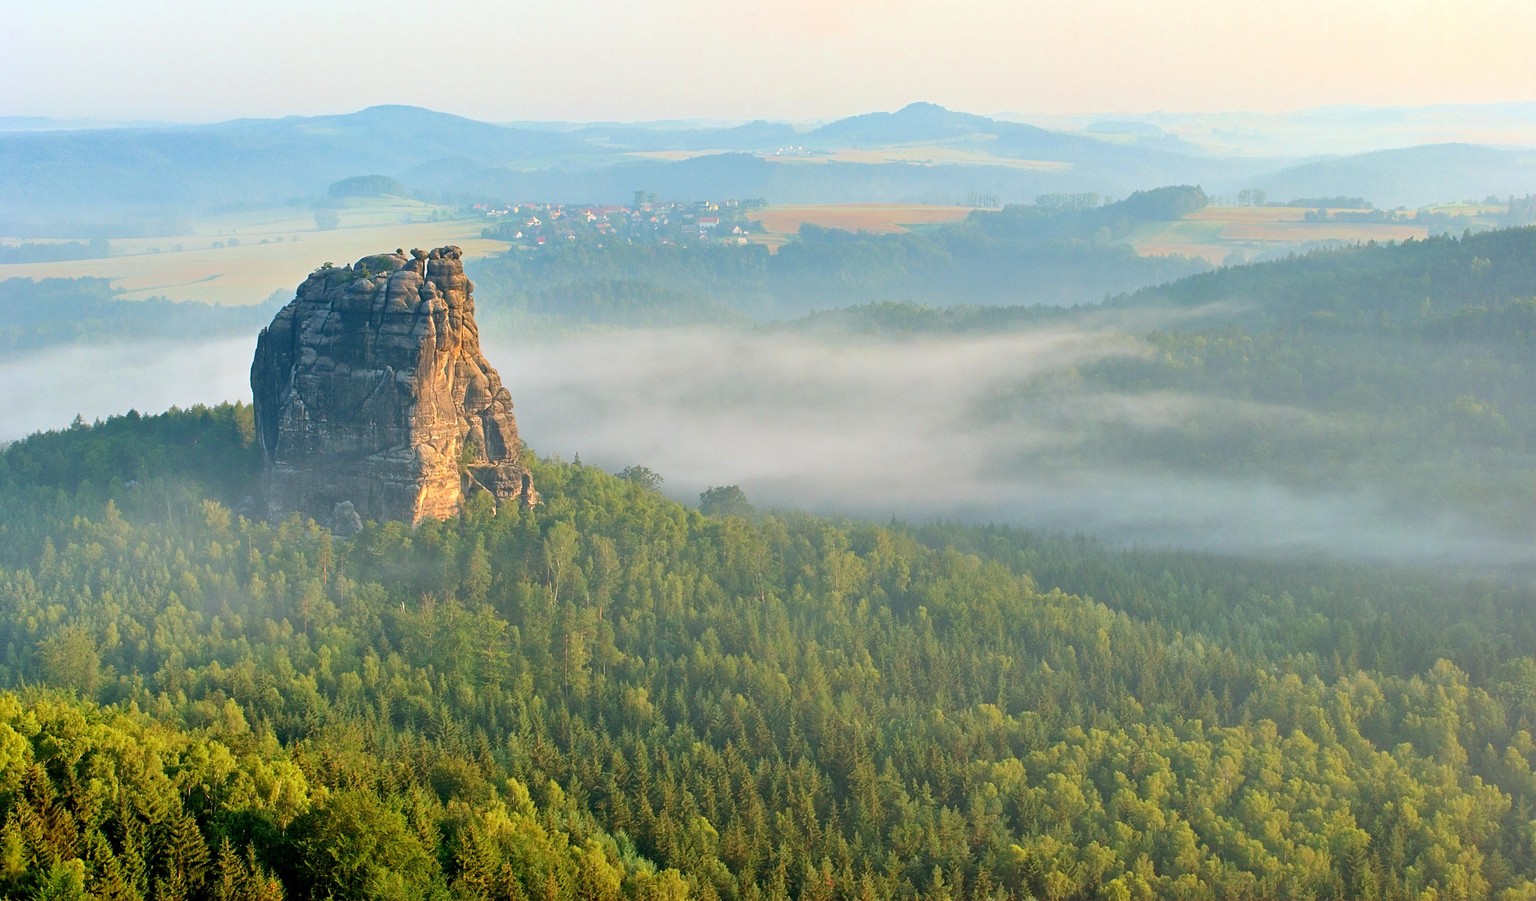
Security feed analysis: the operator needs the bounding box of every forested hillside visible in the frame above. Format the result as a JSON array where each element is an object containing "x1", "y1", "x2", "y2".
[
  {"x1": 1120, "y1": 225, "x2": 1536, "y2": 329},
  {"x1": 780, "y1": 227, "x2": 1536, "y2": 546},
  {"x1": 0, "y1": 278, "x2": 275, "y2": 356},
  {"x1": 5, "y1": 407, "x2": 1536, "y2": 900},
  {"x1": 1071, "y1": 228, "x2": 1536, "y2": 531},
  {"x1": 466, "y1": 191, "x2": 1213, "y2": 324}
]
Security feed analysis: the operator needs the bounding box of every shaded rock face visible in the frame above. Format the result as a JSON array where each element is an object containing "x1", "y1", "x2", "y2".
[{"x1": 251, "y1": 246, "x2": 535, "y2": 528}]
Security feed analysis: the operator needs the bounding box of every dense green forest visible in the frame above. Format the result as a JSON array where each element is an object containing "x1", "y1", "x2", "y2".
[
  {"x1": 5, "y1": 406, "x2": 1536, "y2": 900},
  {"x1": 1048, "y1": 228, "x2": 1536, "y2": 531},
  {"x1": 7, "y1": 218, "x2": 1536, "y2": 900}
]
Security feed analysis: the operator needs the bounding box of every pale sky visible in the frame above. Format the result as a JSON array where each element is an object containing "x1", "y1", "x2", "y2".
[{"x1": 7, "y1": 0, "x2": 1536, "y2": 123}]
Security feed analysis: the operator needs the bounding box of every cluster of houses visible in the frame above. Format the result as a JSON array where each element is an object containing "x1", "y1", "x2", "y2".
[{"x1": 476, "y1": 199, "x2": 763, "y2": 249}]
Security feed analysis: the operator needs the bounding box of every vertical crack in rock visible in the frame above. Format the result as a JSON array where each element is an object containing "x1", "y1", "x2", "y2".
[{"x1": 251, "y1": 246, "x2": 535, "y2": 532}]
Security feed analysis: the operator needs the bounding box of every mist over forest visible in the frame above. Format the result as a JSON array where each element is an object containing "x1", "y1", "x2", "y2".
[
  {"x1": 490, "y1": 323, "x2": 1532, "y2": 567},
  {"x1": 6, "y1": 273, "x2": 1532, "y2": 571},
  {"x1": 8, "y1": 196, "x2": 1536, "y2": 572}
]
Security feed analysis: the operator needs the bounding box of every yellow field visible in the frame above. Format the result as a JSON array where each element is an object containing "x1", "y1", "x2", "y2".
[
  {"x1": 1421, "y1": 202, "x2": 1505, "y2": 217},
  {"x1": 748, "y1": 233, "x2": 793, "y2": 253},
  {"x1": 0, "y1": 200, "x2": 509, "y2": 305},
  {"x1": 748, "y1": 203, "x2": 976, "y2": 238},
  {"x1": 748, "y1": 203, "x2": 1442, "y2": 264},
  {"x1": 1219, "y1": 221, "x2": 1424, "y2": 243},
  {"x1": 1132, "y1": 206, "x2": 1433, "y2": 264},
  {"x1": 624, "y1": 149, "x2": 729, "y2": 162},
  {"x1": 1185, "y1": 207, "x2": 1314, "y2": 223}
]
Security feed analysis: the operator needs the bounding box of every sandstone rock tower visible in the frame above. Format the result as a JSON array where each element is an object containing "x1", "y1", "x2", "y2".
[{"x1": 251, "y1": 246, "x2": 534, "y2": 532}]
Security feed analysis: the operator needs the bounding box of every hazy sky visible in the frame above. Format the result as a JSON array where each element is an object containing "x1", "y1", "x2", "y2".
[{"x1": 8, "y1": 0, "x2": 1536, "y2": 123}]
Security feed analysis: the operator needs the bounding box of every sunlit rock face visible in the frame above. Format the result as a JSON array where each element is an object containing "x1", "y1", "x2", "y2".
[{"x1": 251, "y1": 246, "x2": 534, "y2": 530}]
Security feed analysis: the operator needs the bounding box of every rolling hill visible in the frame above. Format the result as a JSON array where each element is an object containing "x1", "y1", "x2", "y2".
[
  {"x1": 1240, "y1": 143, "x2": 1536, "y2": 209},
  {"x1": 0, "y1": 104, "x2": 1239, "y2": 233},
  {"x1": 5, "y1": 103, "x2": 1534, "y2": 236}
]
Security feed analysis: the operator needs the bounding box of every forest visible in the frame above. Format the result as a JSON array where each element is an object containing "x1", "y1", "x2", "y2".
[
  {"x1": 465, "y1": 188, "x2": 1214, "y2": 325},
  {"x1": 5, "y1": 220, "x2": 1536, "y2": 901},
  {"x1": 0, "y1": 278, "x2": 274, "y2": 357},
  {"x1": 13, "y1": 5, "x2": 1536, "y2": 897},
  {"x1": 764, "y1": 227, "x2": 1536, "y2": 549},
  {"x1": 4, "y1": 402, "x2": 1536, "y2": 900}
]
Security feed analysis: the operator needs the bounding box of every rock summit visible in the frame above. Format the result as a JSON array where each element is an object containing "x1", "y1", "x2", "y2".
[{"x1": 251, "y1": 246, "x2": 534, "y2": 532}]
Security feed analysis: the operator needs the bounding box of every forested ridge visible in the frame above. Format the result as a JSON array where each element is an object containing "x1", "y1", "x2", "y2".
[
  {"x1": 1055, "y1": 228, "x2": 1536, "y2": 530},
  {"x1": 5, "y1": 406, "x2": 1536, "y2": 899},
  {"x1": 1118, "y1": 226, "x2": 1536, "y2": 331},
  {"x1": 465, "y1": 191, "x2": 1212, "y2": 326},
  {"x1": 0, "y1": 278, "x2": 275, "y2": 357},
  {"x1": 791, "y1": 227, "x2": 1536, "y2": 539}
]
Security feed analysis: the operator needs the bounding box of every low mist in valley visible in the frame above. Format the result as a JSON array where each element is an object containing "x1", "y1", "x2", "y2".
[
  {"x1": 11, "y1": 227, "x2": 1534, "y2": 570},
  {"x1": 0, "y1": 337, "x2": 252, "y2": 440},
  {"x1": 491, "y1": 325, "x2": 1533, "y2": 568},
  {"x1": 9, "y1": 317, "x2": 1524, "y2": 570}
]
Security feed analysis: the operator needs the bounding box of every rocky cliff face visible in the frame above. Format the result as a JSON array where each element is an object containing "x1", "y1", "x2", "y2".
[{"x1": 251, "y1": 246, "x2": 534, "y2": 532}]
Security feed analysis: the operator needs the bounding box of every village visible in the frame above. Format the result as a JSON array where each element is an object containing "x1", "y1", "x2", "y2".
[{"x1": 476, "y1": 196, "x2": 766, "y2": 249}]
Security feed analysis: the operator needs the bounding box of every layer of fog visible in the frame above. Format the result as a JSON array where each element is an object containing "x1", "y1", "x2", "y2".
[
  {"x1": 3, "y1": 325, "x2": 1528, "y2": 569},
  {"x1": 491, "y1": 326, "x2": 1532, "y2": 569},
  {"x1": 0, "y1": 338, "x2": 253, "y2": 441}
]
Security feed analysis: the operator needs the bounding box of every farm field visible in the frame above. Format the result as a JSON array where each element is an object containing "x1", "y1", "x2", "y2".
[
  {"x1": 747, "y1": 203, "x2": 976, "y2": 239},
  {"x1": 0, "y1": 199, "x2": 508, "y2": 305},
  {"x1": 625, "y1": 149, "x2": 729, "y2": 161},
  {"x1": 1131, "y1": 205, "x2": 1438, "y2": 264}
]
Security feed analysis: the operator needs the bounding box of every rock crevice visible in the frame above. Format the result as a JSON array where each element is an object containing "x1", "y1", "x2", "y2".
[{"x1": 251, "y1": 246, "x2": 534, "y2": 531}]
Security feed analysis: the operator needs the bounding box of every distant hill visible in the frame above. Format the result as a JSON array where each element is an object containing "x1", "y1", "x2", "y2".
[
  {"x1": 1029, "y1": 100, "x2": 1536, "y2": 158},
  {"x1": 806, "y1": 101, "x2": 1001, "y2": 144},
  {"x1": 806, "y1": 101, "x2": 1223, "y2": 171},
  {"x1": 1241, "y1": 143, "x2": 1536, "y2": 208},
  {"x1": 0, "y1": 103, "x2": 1244, "y2": 232},
  {"x1": 565, "y1": 119, "x2": 799, "y2": 152},
  {"x1": 5, "y1": 102, "x2": 1529, "y2": 234},
  {"x1": 0, "y1": 105, "x2": 595, "y2": 231},
  {"x1": 408, "y1": 101, "x2": 1244, "y2": 208}
]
